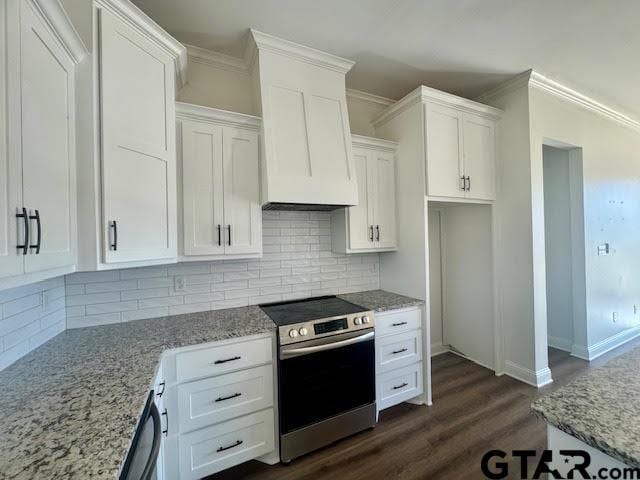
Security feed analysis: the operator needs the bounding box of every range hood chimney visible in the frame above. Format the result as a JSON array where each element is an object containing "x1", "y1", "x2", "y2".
[{"x1": 245, "y1": 30, "x2": 359, "y2": 211}]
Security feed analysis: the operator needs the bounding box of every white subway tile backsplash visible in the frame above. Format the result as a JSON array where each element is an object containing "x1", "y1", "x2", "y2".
[{"x1": 64, "y1": 211, "x2": 380, "y2": 328}]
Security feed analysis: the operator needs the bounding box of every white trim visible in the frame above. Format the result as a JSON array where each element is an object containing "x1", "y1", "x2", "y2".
[
  {"x1": 345, "y1": 88, "x2": 395, "y2": 107},
  {"x1": 176, "y1": 102, "x2": 261, "y2": 130},
  {"x1": 29, "y1": 0, "x2": 88, "y2": 64},
  {"x1": 94, "y1": 0, "x2": 187, "y2": 89},
  {"x1": 374, "y1": 85, "x2": 503, "y2": 127},
  {"x1": 351, "y1": 134, "x2": 398, "y2": 152},
  {"x1": 504, "y1": 360, "x2": 553, "y2": 387},
  {"x1": 570, "y1": 343, "x2": 589, "y2": 360},
  {"x1": 548, "y1": 335, "x2": 572, "y2": 352},
  {"x1": 245, "y1": 29, "x2": 354, "y2": 74},
  {"x1": 475, "y1": 70, "x2": 532, "y2": 103},
  {"x1": 577, "y1": 327, "x2": 640, "y2": 361},
  {"x1": 430, "y1": 343, "x2": 449, "y2": 357},
  {"x1": 185, "y1": 44, "x2": 248, "y2": 75}
]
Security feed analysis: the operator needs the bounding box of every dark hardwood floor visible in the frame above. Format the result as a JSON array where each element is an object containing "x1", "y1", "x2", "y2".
[{"x1": 209, "y1": 339, "x2": 640, "y2": 480}]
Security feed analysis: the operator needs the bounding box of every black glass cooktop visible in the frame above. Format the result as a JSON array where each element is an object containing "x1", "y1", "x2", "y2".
[{"x1": 260, "y1": 296, "x2": 366, "y2": 326}]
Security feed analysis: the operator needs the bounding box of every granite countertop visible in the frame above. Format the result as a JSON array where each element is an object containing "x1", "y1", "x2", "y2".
[
  {"x1": 338, "y1": 289, "x2": 424, "y2": 312},
  {"x1": 0, "y1": 306, "x2": 275, "y2": 480},
  {"x1": 532, "y1": 346, "x2": 640, "y2": 467}
]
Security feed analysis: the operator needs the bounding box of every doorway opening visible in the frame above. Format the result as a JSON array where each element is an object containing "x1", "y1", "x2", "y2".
[{"x1": 542, "y1": 141, "x2": 587, "y2": 371}]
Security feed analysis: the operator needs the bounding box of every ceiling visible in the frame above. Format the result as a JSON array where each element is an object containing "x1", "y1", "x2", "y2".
[{"x1": 131, "y1": 0, "x2": 640, "y2": 119}]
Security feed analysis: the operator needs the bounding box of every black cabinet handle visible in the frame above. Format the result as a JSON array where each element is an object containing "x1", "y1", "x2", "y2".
[
  {"x1": 215, "y1": 392, "x2": 242, "y2": 403},
  {"x1": 29, "y1": 209, "x2": 41, "y2": 254},
  {"x1": 213, "y1": 355, "x2": 241, "y2": 365},
  {"x1": 369, "y1": 225, "x2": 374, "y2": 242},
  {"x1": 460, "y1": 176, "x2": 466, "y2": 191},
  {"x1": 376, "y1": 225, "x2": 380, "y2": 241},
  {"x1": 227, "y1": 225, "x2": 231, "y2": 246},
  {"x1": 16, "y1": 208, "x2": 29, "y2": 255},
  {"x1": 156, "y1": 381, "x2": 165, "y2": 398},
  {"x1": 217, "y1": 224, "x2": 222, "y2": 246},
  {"x1": 161, "y1": 408, "x2": 168, "y2": 436},
  {"x1": 466, "y1": 176, "x2": 471, "y2": 191},
  {"x1": 391, "y1": 348, "x2": 408, "y2": 355},
  {"x1": 217, "y1": 440, "x2": 243, "y2": 453},
  {"x1": 392, "y1": 382, "x2": 408, "y2": 390},
  {"x1": 110, "y1": 220, "x2": 118, "y2": 251},
  {"x1": 391, "y1": 321, "x2": 407, "y2": 327}
]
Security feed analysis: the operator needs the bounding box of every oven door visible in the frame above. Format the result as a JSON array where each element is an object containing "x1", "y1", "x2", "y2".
[{"x1": 278, "y1": 329, "x2": 375, "y2": 436}]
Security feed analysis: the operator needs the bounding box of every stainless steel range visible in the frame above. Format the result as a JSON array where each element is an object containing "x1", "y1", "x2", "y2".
[{"x1": 261, "y1": 296, "x2": 376, "y2": 463}]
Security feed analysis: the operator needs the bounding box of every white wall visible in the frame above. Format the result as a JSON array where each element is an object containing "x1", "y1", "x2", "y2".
[
  {"x1": 0, "y1": 277, "x2": 66, "y2": 371},
  {"x1": 543, "y1": 146, "x2": 574, "y2": 350},
  {"x1": 65, "y1": 211, "x2": 380, "y2": 328},
  {"x1": 530, "y1": 87, "x2": 640, "y2": 357}
]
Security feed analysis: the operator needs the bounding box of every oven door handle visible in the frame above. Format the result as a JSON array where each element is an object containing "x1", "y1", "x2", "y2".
[{"x1": 280, "y1": 331, "x2": 374, "y2": 359}]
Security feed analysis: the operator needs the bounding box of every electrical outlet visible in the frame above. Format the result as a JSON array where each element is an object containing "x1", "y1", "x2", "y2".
[
  {"x1": 613, "y1": 311, "x2": 618, "y2": 323},
  {"x1": 597, "y1": 243, "x2": 610, "y2": 256},
  {"x1": 174, "y1": 276, "x2": 186, "y2": 292}
]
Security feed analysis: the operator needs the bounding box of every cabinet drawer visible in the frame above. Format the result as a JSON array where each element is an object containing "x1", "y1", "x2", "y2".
[
  {"x1": 179, "y1": 409, "x2": 275, "y2": 479},
  {"x1": 375, "y1": 308, "x2": 421, "y2": 337},
  {"x1": 175, "y1": 336, "x2": 272, "y2": 383},
  {"x1": 377, "y1": 363, "x2": 423, "y2": 411},
  {"x1": 177, "y1": 365, "x2": 273, "y2": 433},
  {"x1": 376, "y1": 329, "x2": 422, "y2": 374}
]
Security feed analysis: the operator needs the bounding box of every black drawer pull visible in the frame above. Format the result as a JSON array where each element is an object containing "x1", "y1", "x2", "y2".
[
  {"x1": 214, "y1": 356, "x2": 241, "y2": 365},
  {"x1": 156, "y1": 381, "x2": 165, "y2": 398},
  {"x1": 16, "y1": 208, "x2": 29, "y2": 255},
  {"x1": 391, "y1": 348, "x2": 408, "y2": 355},
  {"x1": 161, "y1": 408, "x2": 168, "y2": 436},
  {"x1": 217, "y1": 440, "x2": 243, "y2": 453},
  {"x1": 29, "y1": 209, "x2": 41, "y2": 254},
  {"x1": 215, "y1": 392, "x2": 242, "y2": 403},
  {"x1": 392, "y1": 382, "x2": 408, "y2": 390},
  {"x1": 391, "y1": 321, "x2": 407, "y2": 327}
]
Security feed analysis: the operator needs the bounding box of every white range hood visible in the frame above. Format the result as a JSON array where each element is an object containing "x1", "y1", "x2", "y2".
[{"x1": 245, "y1": 30, "x2": 358, "y2": 211}]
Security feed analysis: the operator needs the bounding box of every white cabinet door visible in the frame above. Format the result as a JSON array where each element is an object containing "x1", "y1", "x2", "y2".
[
  {"x1": 99, "y1": 8, "x2": 177, "y2": 264},
  {"x1": 20, "y1": 1, "x2": 76, "y2": 273},
  {"x1": 0, "y1": 2, "x2": 24, "y2": 279},
  {"x1": 371, "y1": 150, "x2": 397, "y2": 250},
  {"x1": 425, "y1": 103, "x2": 464, "y2": 199},
  {"x1": 222, "y1": 127, "x2": 261, "y2": 255},
  {"x1": 463, "y1": 115, "x2": 496, "y2": 201},
  {"x1": 348, "y1": 147, "x2": 374, "y2": 250},
  {"x1": 181, "y1": 121, "x2": 225, "y2": 256}
]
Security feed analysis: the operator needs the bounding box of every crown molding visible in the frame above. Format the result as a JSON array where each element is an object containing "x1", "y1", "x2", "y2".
[
  {"x1": 345, "y1": 88, "x2": 395, "y2": 107},
  {"x1": 245, "y1": 29, "x2": 354, "y2": 74},
  {"x1": 475, "y1": 70, "x2": 532, "y2": 103},
  {"x1": 528, "y1": 71, "x2": 640, "y2": 132},
  {"x1": 94, "y1": 0, "x2": 187, "y2": 90},
  {"x1": 185, "y1": 44, "x2": 248, "y2": 75},
  {"x1": 351, "y1": 134, "x2": 398, "y2": 152},
  {"x1": 374, "y1": 85, "x2": 503, "y2": 127},
  {"x1": 29, "y1": 0, "x2": 88, "y2": 64},
  {"x1": 176, "y1": 102, "x2": 261, "y2": 130}
]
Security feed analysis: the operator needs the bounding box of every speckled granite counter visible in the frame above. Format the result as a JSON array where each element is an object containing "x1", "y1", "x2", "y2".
[
  {"x1": 532, "y1": 346, "x2": 640, "y2": 467},
  {"x1": 338, "y1": 289, "x2": 424, "y2": 312},
  {"x1": 0, "y1": 306, "x2": 275, "y2": 480}
]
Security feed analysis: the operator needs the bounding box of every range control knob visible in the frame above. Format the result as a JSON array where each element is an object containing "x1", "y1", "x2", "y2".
[
  {"x1": 288, "y1": 329, "x2": 298, "y2": 338},
  {"x1": 354, "y1": 317, "x2": 363, "y2": 326},
  {"x1": 362, "y1": 316, "x2": 370, "y2": 324},
  {"x1": 299, "y1": 327, "x2": 308, "y2": 336}
]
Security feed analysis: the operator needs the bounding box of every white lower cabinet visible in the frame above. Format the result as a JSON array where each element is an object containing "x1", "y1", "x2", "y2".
[
  {"x1": 375, "y1": 307, "x2": 424, "y2": 413},
  {"x1": 160, "y1": 333, "x2": 276, "y2": 479}
]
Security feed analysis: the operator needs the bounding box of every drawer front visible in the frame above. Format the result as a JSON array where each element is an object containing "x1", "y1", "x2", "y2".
[
  {"x1": 179, "y1": 409, "x2": 275, "y2": 479},
  {"x1": 376, "y1": 308, "x2": 421, "y2": 337},
  {"x1": 377, "y1": 362, "x2": 423, "y2": 411},
  {"x1": 376, "y1": 329, "x2": 422, "y2": 374},
  {"x1": 177, "y1": 365, "x2": 274, "y2": 433},
  {"x1": 176, "y1": 336, "x2": 272, "y2": 383}
]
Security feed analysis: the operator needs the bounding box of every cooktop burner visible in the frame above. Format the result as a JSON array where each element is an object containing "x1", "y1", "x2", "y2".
[{"x1": 260, "y1": 296, "x2": 366, "y2": 326}]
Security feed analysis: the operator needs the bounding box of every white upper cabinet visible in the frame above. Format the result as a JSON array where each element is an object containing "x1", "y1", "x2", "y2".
[
  {"x1": 99, "y1": 7, "x2": 177, "y2": 264},
  {"x1": 0, "y1": 0, "x2": 86, "y2": 287},
  {"x1": 332, "y1": 135, "x2": 398, "y2": 253},
  {"x1": 178, "y1": 103, "x2": 262, "y2": 260},
  {"x1": 246, "y1": 30, "x2": 358, "y2": 208},
  {"x1": 376, "y1": 86, "x2": 502, "y2": 204}
]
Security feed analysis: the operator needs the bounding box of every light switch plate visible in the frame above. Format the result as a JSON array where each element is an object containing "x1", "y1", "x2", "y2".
[{"x1": 597, "y1": 243, "x2": 610, "y2": 256}]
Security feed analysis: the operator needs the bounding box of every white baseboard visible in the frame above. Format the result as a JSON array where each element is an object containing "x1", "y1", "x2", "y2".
[
  {"x1": 576, "y1": 327, "x2": 640, "y2": 361},
  {"x1": 430, "y1": 342, "x2": 449, "y2": 357},
  {"x1": 504, "y1": 361, "x2": 553, "y2": 388},
  {"x1": 548, "y1": 335, "x2": 572, "y2": 352}
]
